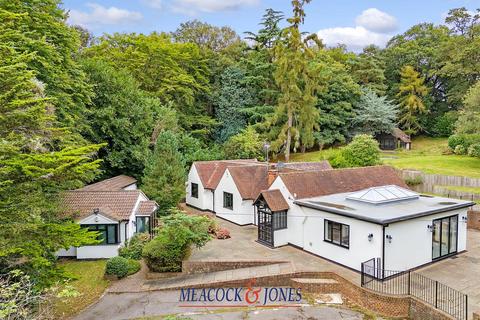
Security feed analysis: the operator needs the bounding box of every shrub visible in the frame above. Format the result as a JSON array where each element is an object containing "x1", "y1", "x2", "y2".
[
  {"x1": 448, "y1": 134, "x2": 465, "y2": 150},
  {"x1": 454, "y1": 144, "x2": 467, "y2": 155},
  {"x1": 330, "y1": 135, "x2": 381, "y2": 168},
  {"x1": 468, "y1": 144, "x2": 480, "y2": 158},
  {"x1": 404, "y1": 175, "x2": 423, "y2": 186},
  {"x1": 105, "y1": 257, "x2": 129, "y2": 278},
  {"x1": 127, "y1": 259, "x2": 141, "y2": 275},
  {"x1": 119, "y1": 233, "x2": 151, "y2": 260},
  {"x1": 448, "y1": 133, "x2": 480, "y2": 151},
  {"x1": 207, "y1": 218, "x2": 219, "y2": 235},
  {"x1": 143, "y1": 211, "x2": 212, "y2": 272},
  {"x1": 223, "y1": 127, "x2": 264, "y2": 160},
  {"x1": 215, "y1": 228, "x2": 231, "y2": 239},
  {"x1": 0, "y1": 270, "x2": 53, "y2": 319}
]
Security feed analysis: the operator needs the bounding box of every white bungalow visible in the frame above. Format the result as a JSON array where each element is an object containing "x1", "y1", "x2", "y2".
[
  {"x1": 58, "y1": 175, "x2": 157, "y2": 259},
  {"x1": 254, "y1": 166, "x2": 474, "y2": 272},
  {"x1": 185, "y1": 160, "x2": 332, "y2": 225}
]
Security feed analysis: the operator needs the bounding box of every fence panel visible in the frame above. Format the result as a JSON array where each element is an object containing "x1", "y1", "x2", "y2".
[{"x1": 361, "y1": 260, "x2": 468, "y2": 320}]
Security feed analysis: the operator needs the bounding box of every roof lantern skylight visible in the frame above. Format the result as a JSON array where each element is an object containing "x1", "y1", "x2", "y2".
[{"x1": 346, "y1": 185, "x2": 419, "y2": 205}]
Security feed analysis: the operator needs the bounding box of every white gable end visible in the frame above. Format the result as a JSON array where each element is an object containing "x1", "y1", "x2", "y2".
[{"x1": 79, "y1": 213, "x2": 118, "y2": 225}]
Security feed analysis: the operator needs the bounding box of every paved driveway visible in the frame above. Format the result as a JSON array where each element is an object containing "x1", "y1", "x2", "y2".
[
  {"x1": 417, "y1": 229, "x2": 480, "y2": 314},
  {"x1": 189, "y1": 217, "x2": 359, "y2": 284},
  {"x1": 74, "y1": 290, "x2": 364, "y2": 320}
]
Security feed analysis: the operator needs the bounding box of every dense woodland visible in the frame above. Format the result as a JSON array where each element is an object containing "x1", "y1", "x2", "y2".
[{"x1": 1, "y1": 0, "x2": 480, "y2": 303}]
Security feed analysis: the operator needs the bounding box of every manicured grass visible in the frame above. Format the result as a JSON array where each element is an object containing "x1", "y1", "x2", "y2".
[
  {"x1": 52, "y1": 260, "x2": 110, "y2": 319},
  {"x1": 288, "y1": 136, "x2": 480, "y2": 179},
  {"x1": 382, "y1": 154, "x2": 480, "y2": 178},
  {"x1": 288, "y1": 148, "x2": 339, "y2": 162}
]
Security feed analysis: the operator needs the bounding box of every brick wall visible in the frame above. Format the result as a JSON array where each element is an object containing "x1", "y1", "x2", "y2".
[
  {"x1": 173, "y1": 271, "x2": 454, "y2": 319},
  {"x1": 468, "y1": 210, "x2": 480, "y2": 230},
  {"x1": 409, "y1": 297, "x2": 454, "y2": 320}
]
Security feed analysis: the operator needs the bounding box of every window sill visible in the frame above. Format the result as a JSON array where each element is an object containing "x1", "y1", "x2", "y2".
[
  {"x1": 323, "y1": 240, "x2": 349, "y2": 249},
  {"x1": 223, "y1": 207, "x2": 233, "y2": 210}
]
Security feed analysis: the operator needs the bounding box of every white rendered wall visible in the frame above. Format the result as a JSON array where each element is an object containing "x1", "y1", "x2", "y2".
[
  {"x1": 185, "y1": 165, "x2": 213, "y2": 211},
  {"x1": 384, "y1": 208, "x2": 468, "y2": 271},
  {"x1": 57, "y1": 247, "x2": 77, "y2": 257},
  {"x1": 268, "y1": 177, "x2": 305, "y2": 247},
  {"x1": 274, "y1": 229, "x2": 289, "y2": 247},
  {"x1": 77, "y1": 245, "x2": 120, "y2": 259},
  {"x1": 215, "y1": 169, "x2": 254, "y2": 225},
  {"x1": 299, "y1": 207, "x2": 384, "y2": 271}
]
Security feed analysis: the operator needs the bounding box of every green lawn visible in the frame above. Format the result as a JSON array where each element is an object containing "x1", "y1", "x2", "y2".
[
  {"x1": 52, "y1": 260, "x2": 110, "y2": 319},
  {"x1": 288, "y1": 137, "x2": 480, "y2": 179}
]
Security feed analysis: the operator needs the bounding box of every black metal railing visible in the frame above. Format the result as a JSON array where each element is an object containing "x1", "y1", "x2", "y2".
[{"x1": 361, "y1": 259, "x2": 468, "y2": 320}]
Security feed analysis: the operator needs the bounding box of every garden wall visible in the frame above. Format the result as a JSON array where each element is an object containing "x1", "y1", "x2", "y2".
[{"x1": 172, "y1": 270, "x2": 454, "y2": 319}]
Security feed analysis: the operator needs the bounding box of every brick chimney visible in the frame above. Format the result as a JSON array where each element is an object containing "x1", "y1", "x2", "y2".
[{"x1": 268, "y1": 169, "x2": 278, "y2": 186}]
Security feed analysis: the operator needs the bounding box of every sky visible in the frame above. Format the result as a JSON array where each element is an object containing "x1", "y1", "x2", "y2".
[{"x1": 63, "y1": 0, "x2": 479, "y2": 51}]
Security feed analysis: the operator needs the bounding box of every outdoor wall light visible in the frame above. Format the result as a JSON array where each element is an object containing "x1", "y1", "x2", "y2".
[
  {"x1": 427, "y1": 224, "x2": 434, "y2": 232},
  {"x1": 462, "y1": 216, "x2": 468, "y2": 223},
  {"x1": 385, "y1": 235, "x2": 393, "y2": 243},
  {"x1": 368, "y1": 233, "x2": 374, "y2": 241}
]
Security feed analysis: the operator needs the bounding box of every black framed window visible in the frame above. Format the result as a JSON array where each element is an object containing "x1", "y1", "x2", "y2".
[
  {"x1": 324, "y1": 220, "x2": 349, "y2": 249},
  {"x1": 432, "y1": 215, "x2": 458, "y2": 260},
  {"x1": 273, "y1": 211, "x2": 287, "y2": 230},
  {"x1": 223, "y1": 192, "x2": 233, "y2": 210},
  {"x1": 136, "y1": 217, "x2": 150, "y2": 234},
  {"x1": 191, "y1": 183, "x2": 198, "y2": 198},
  {"x1": 81, "y1": 224, "x2": 119, "y2": 245}
]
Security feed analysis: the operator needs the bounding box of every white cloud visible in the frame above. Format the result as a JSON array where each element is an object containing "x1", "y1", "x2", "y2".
[
  {"x1": 355, "y1": 8, "x2": 398, "y2": 33},
  {"x1": 68, "y1": 3, "x2": 143, "y2": 28},
  {"x1": 317, "y1": 8, "x2": 398, "y2": 51},
  {"x1": 317, "y1": 26, "x2": 392, "y2": 52},
  {"x1": 172, "y1": 0, "x2": 259, "y2": 15}
]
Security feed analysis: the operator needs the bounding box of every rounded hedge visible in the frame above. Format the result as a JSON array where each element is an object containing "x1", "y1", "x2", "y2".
[
  {"x1": 127, "y1": 259, "x2": 141, "y2": 275},
  {"x1": 105, "y1": 256, "x2": 129, "y2": 278},
  {"x1": 454, "y1": 144, "x2": 467, "y2": 155},
  {"x1": 468, "y1": 144, "x2": 480, "y2": 158},
  {"x1": 448, "y1": 134, "x2": 465, "y2": 150}
]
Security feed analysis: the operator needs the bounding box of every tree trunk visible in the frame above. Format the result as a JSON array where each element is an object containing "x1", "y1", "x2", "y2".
[{"x1": 285, "y1": 113, "x2": 292, "y2": 162}]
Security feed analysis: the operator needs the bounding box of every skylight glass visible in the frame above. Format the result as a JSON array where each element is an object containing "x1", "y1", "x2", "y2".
[{"x1": 346, "y1": 185, "x2": 419, "y2": 205}]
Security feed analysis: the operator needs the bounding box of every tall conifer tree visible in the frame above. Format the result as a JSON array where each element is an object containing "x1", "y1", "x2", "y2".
[
  {"x1": 266, "y1": 0, "x2": 322, "y2": 161},
  {"x1": 397, "y1": 65, "x2": 429, "y2": 135}
]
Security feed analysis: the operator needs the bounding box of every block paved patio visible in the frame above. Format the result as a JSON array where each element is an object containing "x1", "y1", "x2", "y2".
[
  {"x1": 416, "y1": 229, "x2": 480, "y2": 315},
  {"x1": 187, "y1": 215, "x2": 360, "y2": 285}
]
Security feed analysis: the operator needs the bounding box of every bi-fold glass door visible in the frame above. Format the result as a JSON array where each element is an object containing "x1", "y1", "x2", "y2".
[{"x1": 432, "y1": 215, "x2": 458, "y2": 260}]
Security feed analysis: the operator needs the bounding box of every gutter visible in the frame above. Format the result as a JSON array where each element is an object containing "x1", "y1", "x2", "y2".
[{"x1": 293, "y1": 201, "x2": 475, "y2": 226}]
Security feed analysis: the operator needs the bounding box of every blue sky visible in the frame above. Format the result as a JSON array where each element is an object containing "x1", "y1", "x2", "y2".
[{"x1": 63, "y1": 0, "x2": 479, "y2": 51}]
